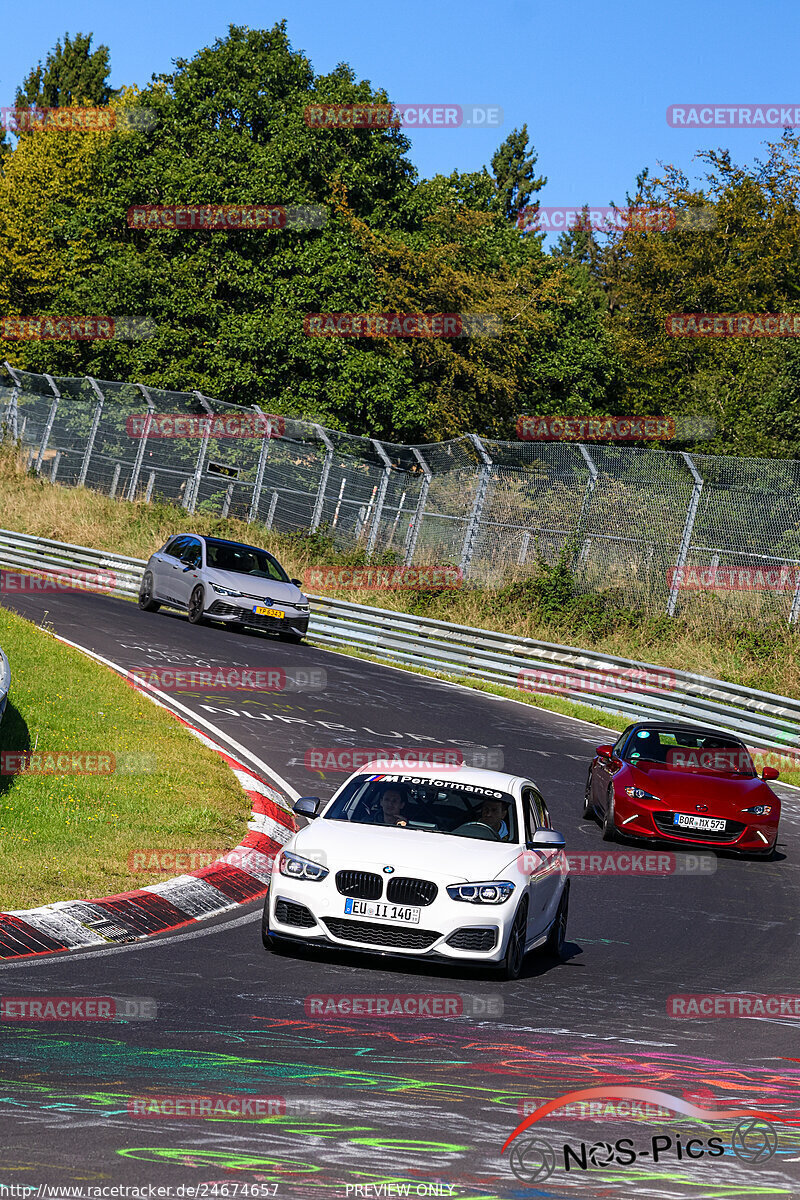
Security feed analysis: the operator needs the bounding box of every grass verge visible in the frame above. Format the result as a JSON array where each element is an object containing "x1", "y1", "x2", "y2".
[{"x1": 0, "y1": 603, "x2": 251, "y2": 909}]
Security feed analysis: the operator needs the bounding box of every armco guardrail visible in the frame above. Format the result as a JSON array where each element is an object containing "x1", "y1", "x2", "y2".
[
  {"x1": 0, "y1": 528, "x2": 798, "y2": 754},
  {"x1": 0, "y1": 645, "x2": 9, "y2": 724}
]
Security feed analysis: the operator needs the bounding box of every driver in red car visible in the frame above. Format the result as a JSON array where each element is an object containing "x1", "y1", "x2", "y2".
[{"x1": 479, "y1": 798, "x2": 510, "y2": 840}]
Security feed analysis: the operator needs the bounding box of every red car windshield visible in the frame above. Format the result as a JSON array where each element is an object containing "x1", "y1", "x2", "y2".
[{"x1": 624, "y1": 729, "x2": 756, "y2": 776}]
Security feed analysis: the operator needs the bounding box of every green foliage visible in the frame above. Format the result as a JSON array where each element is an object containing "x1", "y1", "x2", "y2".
[
  {"x1": 490, "y1": 124, "x2": 546, "y2": 222},
  {"x1": 15, "y1": 32, "x2": 117, "y2": 108}
]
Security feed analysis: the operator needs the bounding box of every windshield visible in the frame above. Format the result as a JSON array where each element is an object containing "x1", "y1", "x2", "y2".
[
  {"x1": 625, "y1": 728, "x2": 755, "y2": 776},
  {"x1": 204, "y1": 539, "x2": 289, "y2": 582},
  {"x1": 323, "y1": 776, "x2": 518, "y2": 843}
]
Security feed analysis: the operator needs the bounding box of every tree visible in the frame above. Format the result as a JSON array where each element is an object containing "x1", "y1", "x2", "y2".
[
  {"x1": 490, "y1": 125, "x2": 546, "y2": 223},
  {"x1": 15, "y1": 32, "x2": 117, "y2": 109}
]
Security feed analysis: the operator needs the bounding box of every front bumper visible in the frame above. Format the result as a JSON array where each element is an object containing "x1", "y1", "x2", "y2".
[
  {"x1": 266, "y1": 879, "x2": 516, "y2": 964},
  {"x1": 613, "y1": 796, "x2": 778, "y2": 853},
  {"x1": 207, "y1": 598, "x2": 309, "y2": 637}
]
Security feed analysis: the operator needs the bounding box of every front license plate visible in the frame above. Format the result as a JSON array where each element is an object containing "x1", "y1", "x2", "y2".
[
  {"x1": 344, "y1": 899, "x2": 421, "y2": 924},
  {"x1": 252, "y1": 605, "x2": 285, "y2": 619},
  {"x1": 673, "y1": 813, "x2": 726, "y2": 832}
]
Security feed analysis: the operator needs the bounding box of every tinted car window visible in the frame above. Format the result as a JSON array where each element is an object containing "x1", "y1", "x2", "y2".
[
  {"x1": 164, "y1": 536, "x2": 189, "y2": 559},
  {"x1": 204, "y1": 539, "x2": 289, "y2": 582},
  {"x1": 181, "y1": 538, "x2": 202, "y2": 567},
  {"x1": 324, "y1": 776, "x2": 518, "y2": 843}
]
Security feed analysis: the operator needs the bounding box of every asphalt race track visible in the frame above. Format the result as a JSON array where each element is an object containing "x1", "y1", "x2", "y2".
[{"x1": 1, "y1": 588, "x2": 799, "y2": 1198}]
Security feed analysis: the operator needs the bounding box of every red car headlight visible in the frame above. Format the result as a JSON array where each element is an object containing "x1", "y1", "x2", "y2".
[
  {"x1": 624, "y1": 787, "x2": 662, "y2": 802},
  {"x1": 743, "y1": 805, "x2": 773, "y2": 816}
]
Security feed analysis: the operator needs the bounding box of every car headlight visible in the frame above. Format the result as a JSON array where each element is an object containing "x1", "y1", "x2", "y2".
[
  {"x1": 278, "y1": 850, "x2": 329, "y2": 881},
  {"x1": 295, "y1": 603, "x2": 310, "y2": 613},
  {"x1": 211, "y1": 583, "x2": 243, "y2": 597},
  {"x1": 625, "y1": 787, "x2": 662, "y2": 802},
  {"x1": 743, "y1": 805, "x2": 772, "y2": 815},
  {"x1": 446, "y1": 881, "x2": 515, "y2": 904}
]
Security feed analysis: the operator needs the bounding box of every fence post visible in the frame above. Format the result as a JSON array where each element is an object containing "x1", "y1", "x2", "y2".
[
  {"x1": 35, "y1": 374, "x2": 61, "y2": 473},
  {"x1": 789, "y1": 571, "x2": 800, "y2": 625},
  {"x1": 127, "y1": 384, "x2": 155, "y2": 500},
  {"x1": 459, "y1": 434, "x2": 493, "y2": 578},
  {"x1": 183, "y1": 393, "x2": 213, "y2": 512},
  {"x1": 2, "y1": 363, "x2": 23, "y2": 441},
  {"x1": 310, "y1": 425, "x2": 334, "y2": 532},
  {"x1": 576, "y1": 444, "x2": 598, "y2": 528},
  {"x1": 78, "y1": 378, "x2": 105, "y2": 487},
  {"x1": 366, "y1": 440, "x2": 392, "y2": 556},
  {"x1": 667, "y1": 452, "x2": 704, "y2": 617},
  {"x1": 109, "y1": 463, "x2": 122, "y2": 498},
  {"x1": 248, "y1": 427, "x2": 272, "y2": 522},
  {"x1": 221, "y1": 482, "x2": 234, "y2": 519},
  {"x1": 404, "y1": 448, "x2": 431, "y2": 565}
]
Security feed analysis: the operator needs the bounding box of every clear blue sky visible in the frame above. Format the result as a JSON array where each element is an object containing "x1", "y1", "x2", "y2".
[{"x1": 4, "y1": 0, "x2": 798, "y2": 209}]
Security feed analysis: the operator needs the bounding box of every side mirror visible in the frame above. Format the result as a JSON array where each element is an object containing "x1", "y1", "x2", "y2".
[
  {"x1": 291, "y1": 578, "x2": 302, "y2": 586},
  {"x1": 596, "y1": 744, "x2": 614, "y2": 758},
  {"x1": 182, "y1": 564, "x2": 194, "y2": 572},
  {"x1": 762, "y1": 767, "x2": 780, "y2": 781},
  {"x1": 293, "y1": 796, "x2": 321, "y2": 818},
  {"x1": 526, "y1": 829, "x2": 566, "y2": 850}
]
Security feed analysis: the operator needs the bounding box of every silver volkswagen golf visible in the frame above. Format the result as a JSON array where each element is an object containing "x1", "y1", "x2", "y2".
[{"x1": 138, "y1": 534, "x2": 310, "y2": 642}]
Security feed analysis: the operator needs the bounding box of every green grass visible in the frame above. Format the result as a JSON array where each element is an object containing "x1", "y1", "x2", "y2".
[{"x1": 0, "y1": 604, "x2": 251, "y2": 909}]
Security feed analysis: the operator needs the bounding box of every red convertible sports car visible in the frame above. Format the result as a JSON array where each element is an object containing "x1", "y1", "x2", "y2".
[{"x1": 584, "y1": 721, "x2": 781, "y2": 858}]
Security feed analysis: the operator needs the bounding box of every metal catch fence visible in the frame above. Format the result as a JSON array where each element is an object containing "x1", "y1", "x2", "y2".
[{"x1": 3, "y1": 362, "x2": 800, "y2": 625}]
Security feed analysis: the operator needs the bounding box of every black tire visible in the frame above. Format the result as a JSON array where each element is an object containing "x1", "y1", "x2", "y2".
[
  {"x1": 261, "y1": 897, "x2": 290, "y2": 954},
  {"x1": 582, "y1": 771, "x2": 595, "y2": 818},
  {"x1": 187, "y1": 585, "x2": 206, "y2": 625},
  {"x1": 500, "y1": 898, "x2": 528, "y2": 980},
  {"x1": 601, "y1": 785, "x2": 617, "y2": 841},
  {"x1": 543, "y1": 884, "x2": 569, "y2": 961},
  {"x1": 138, "y1": 571, "x2": 160, "y2": 612}
]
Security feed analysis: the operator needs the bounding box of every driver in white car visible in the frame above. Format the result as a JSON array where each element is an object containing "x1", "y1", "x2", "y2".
[{"x1": 478, "y1": 798, "x2": 510, "y2": 840}]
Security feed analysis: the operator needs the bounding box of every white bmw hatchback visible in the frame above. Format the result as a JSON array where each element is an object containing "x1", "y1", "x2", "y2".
[{"x1": 262, "y1": 764, "x2": 569, "y2": 979}]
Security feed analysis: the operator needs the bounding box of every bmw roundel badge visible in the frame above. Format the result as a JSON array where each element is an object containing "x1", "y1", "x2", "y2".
[{"x1": 383, "y1": 866, "x2": 394, "y2": 874}]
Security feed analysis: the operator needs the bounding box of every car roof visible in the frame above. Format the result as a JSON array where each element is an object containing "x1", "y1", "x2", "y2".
[
  {"x1": 625, "y1": 721, "x2": 745, "y2": 742},
  {"x1": 350, "y1": 762, "x2": 529, "y2": 794}
]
